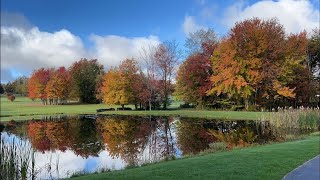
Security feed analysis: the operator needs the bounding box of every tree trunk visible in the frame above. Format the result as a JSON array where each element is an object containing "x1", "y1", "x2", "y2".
[{"x1": 245, "y1": 99, "x2": 249, "y2": 111}]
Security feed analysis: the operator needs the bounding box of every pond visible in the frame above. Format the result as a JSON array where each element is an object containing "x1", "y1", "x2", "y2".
[{"x1": 0, "y1": 115, "x2": 316, "y2": 179}]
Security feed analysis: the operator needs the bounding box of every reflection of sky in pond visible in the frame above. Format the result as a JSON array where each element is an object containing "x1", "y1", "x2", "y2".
[{"x1": 1, "y1": 131, "x2": 125, "y2": 179}]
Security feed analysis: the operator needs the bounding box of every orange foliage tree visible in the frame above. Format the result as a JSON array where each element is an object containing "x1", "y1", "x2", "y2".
[
  {"x1": 101, "y1": 59, "x2": 140, "y2": 109},
  {"x1": 28, "y1": 68, "x2": 52, "y2": 104},
  {"x1": 45, "y1": 67, "x2": 71, "y2": 104},
  {"x1": 208, "y1": 18, "x2": 306, "y2": 109}
]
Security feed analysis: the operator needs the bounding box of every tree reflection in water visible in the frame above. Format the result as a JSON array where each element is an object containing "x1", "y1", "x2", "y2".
[{"x1": 1, "y1": 115, "x2": 317, "y2": 179}]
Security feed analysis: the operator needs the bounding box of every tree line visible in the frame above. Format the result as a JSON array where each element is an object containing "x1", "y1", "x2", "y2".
[{"x1": 1, "y1": 18, "x2": 319, "y2": 110}]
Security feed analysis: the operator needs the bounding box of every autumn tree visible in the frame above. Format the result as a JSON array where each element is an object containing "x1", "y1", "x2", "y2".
[
  {"x1": 101, "y1": 59, "x2": 140, "y2": 109},
  {"x1": 282, "y1": 32, "x2": 316, "y2": 106},
  {"x1": 209, "y1": 18, "x2": 298, "y2": 109},
  {"x1": 175, "y1": 29, "x2": 218, "y2": 108},
  {"x1": 132, "y1": 71, "x2": 151, "y2": 109},
  {"x1": 175, "y1": 54, "x2": 212, "y2": 107},
  {"x1": 28, "y1": 68, "x2": 52, "y2": 104},
  {"x1": 45, "y1": 67, "x2": 71, "y2": 105},
  {"x1": 154, "y1": 41, "x2": 179, "y2": 109},
  {"x1": 69, "y1": 59, "x2": 104, "y2": 103}
]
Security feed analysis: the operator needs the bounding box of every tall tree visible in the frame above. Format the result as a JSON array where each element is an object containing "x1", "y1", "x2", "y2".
[
  {"x1": 176, "y1": 29, "x2": 218, "y2": 108},
  {"x1": 208, "y1": 18, "x2": 296, "y2": 109},
  {"x1": 175, "y1": 54, "x2": 212, "y2": 107},
  {"x1": 140, "y1": 45, "x2": 160, "y2": 110},
  {"x1": 154, "y1": 41, "x2": 179, "y2": 109},
  {"x1": 283, "y1": 32, "x2": 315, "y2": 106},
  {"x1": 69, "y1": 59, "x2": 104, "y2": 103}
]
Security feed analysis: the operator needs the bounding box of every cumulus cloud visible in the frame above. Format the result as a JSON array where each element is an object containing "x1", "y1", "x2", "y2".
[
  {"x1": 1, "y1": 27, "x2": 86, "y2": 70},
  {"x1": 223, "y1": 0, "x2": 320, "y2": 34},
  {"x1": 89, "y1": 34, "x2": 160, "y2": 68},
  {"x1": 182, "y1": 15, "x2": 207, "y2": 35},
  {"x1": 0, "y1": 14, "x2": 161, "y2": 83}
]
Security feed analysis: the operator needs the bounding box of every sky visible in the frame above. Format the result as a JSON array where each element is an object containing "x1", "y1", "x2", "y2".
[{"x1": 1, "y1": 0, "x2": 319, "y2": 83}]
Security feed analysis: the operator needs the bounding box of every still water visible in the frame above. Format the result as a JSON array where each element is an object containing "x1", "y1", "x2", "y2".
[{"x1": 0, "y1": 115, "x2": 310, "y2": 179}]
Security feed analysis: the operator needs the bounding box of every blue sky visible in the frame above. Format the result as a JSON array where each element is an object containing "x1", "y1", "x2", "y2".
[
  {"x1": 1, "y1": 0, "x2": 319, "y2": 82},
  {"x1": 1, "y1": 0, "x2": 239, "y2": 45}
]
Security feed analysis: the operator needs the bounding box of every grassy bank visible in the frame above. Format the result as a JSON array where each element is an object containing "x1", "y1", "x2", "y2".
[
  {"x1": 71, "y1": 135, "x2": 320, "y2": 180},
  {"x1": 0, "y1": 96, "x2": 265, "y2": 121}
]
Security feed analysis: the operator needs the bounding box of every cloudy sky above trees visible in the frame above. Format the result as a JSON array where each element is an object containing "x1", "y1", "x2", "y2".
[{"x1": 1, "y1": 0, "x2": 319, "y2": 82}]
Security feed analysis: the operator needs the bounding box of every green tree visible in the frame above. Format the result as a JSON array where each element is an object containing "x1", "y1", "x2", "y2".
[
  {"x1": 12, "y1": 76, "x2": 28, "y2": 96},
  {"x1": 4, "y1": 82, "x2": 15, "y2": 93},
  {"x1": 0, "y1": 84, "x2": 4, "y2": 94},
  {"x1": 69, "y1": 59, "x2": 104, "y2": 103}
]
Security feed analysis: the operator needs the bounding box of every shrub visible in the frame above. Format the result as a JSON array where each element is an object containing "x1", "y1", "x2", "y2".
[
  {"x1": 208, "y1": 142, "x2": 227, "y2": 152},
  {"x1": 6, "y1": 93, "x2": 15, "y2": 102}
]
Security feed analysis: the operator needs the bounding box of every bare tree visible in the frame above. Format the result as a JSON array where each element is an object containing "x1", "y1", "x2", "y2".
[
  {"x1": 140, "y1": 45, "x2": 158, "y2": 110},
  {"x1": 185, "y1": 28, "x2": 218, "y2": 56},
  {"x1": 154, "y1": 41, "x2": 180, "y2": 109}
]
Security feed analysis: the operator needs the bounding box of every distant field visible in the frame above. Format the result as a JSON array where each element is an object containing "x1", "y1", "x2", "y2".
[{"x1": 0, "y1": 96, "x2": 266, "y2": 121}]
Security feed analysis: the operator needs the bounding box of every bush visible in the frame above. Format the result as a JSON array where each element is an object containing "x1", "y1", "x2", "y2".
[
  {"x1": 208, "y1": 142, "x2": 227, "y2": 152},
  {"x1": 6, "y1": 93, "x2": 15, "y2": 102}
]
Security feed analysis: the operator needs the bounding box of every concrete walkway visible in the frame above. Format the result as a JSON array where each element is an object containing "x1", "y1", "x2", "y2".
[{"x1": 283, "y1": 155, "x2": 320, "y2": 180}]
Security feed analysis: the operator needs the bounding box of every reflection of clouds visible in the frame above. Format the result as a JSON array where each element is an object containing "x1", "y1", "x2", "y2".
[
  {"x1": 34, "y1": 148, "x2": 126, "y2": 179},
  {"x1": 35, "y1": 150, "x2": 87, "y2": 179},
  {"x1": 95, "y1": 150, "x2": 126, "y2": 171},
  {"x1": 1, "y1": 132, "x2": 126, "y2": 179},
  {"x1": 1, "y1": 117, "x2": 183, "y2": 179}
]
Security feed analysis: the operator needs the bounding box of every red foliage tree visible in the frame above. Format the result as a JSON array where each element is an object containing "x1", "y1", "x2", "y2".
[
  {"x1": 28, "y1": 68, "x2": 52, "y2": 104},
  {"x1": 175, "y1": 54, "x2": 212, "y2": 107}
]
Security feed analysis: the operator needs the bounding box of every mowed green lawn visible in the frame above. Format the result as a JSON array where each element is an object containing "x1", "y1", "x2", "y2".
[
  {"x1": 0, "y1": 96, "x2": 266, "y2": 121},
  {"x1": 72, "y1": 135, "x2": 320, "y2": 180}
]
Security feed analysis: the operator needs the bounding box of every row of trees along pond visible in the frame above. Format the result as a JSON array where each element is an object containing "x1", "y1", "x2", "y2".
[{"x1": 1, "y1": 18, "x2": 319, "y2": 110}]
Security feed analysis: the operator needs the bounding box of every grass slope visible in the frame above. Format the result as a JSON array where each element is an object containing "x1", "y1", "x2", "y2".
[
  {"x1": 72, "y1": 136, "x2": 320, "y2": 180},
  {"x1": 0, "y1": 96, "x2": 265, "y2": 121}
]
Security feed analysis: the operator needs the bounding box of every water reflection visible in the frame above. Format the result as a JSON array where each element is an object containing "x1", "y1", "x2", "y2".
[{"x1": 0, "y1": 115, "x2": 318, "y2": 179}]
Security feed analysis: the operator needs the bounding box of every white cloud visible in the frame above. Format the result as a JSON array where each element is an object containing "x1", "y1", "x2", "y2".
[
  {"x1": 182, "y1": 15, "x2": 206, "y2": 36},
  {"x1": 89, "y1": 34, "x2": 160, "y2": 68},
  {"x1": 0, "y1": 14, "x2": 161, "y2": 82},
  {"x1": 223, "y1": 0, "x2": 320, "y2": 34},
  {"x1": 1, "y1": 26, "x2": 86, "y2": 81}
]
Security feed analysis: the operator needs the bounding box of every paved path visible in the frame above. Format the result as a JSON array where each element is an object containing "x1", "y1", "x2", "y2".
[{"x1": 283, "y1": 155, "x2": 320, "y2": 180}]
